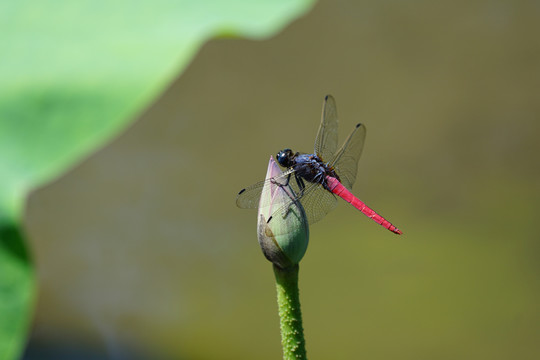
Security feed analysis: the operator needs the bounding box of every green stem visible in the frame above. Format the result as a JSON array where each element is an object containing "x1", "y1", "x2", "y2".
[{"x1": 273, "y1": 264, "x2": 307, "y2": 360}]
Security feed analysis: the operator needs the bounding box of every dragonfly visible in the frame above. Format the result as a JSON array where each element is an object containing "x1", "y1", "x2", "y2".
[{"x1": 236, "y1": 95, "x2": 402, "y2": 235}]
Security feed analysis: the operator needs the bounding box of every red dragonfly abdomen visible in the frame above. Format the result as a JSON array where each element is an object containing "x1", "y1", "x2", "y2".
[{"x1": 325, "y1": 176, "x2": 402, "y2": 235}]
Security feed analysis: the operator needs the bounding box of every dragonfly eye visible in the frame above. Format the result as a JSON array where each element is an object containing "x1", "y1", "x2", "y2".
[{"x1": 276, "y1": 149, "x2": 293, "y2": 167}]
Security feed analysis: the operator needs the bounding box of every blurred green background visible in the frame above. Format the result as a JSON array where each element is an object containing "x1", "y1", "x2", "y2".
[{"x1": 23, "y1": 0, "x2": 540, "y2": 358}]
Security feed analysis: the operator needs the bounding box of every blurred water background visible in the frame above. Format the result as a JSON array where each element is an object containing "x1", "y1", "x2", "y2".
[{"x1": 23, "y1": 0, "x2": 540, "y2": 359}]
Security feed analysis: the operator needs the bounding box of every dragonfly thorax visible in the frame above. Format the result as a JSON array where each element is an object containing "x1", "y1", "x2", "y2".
[
  {"x1": 293, "y1": 153, "x2": 338, "y2": 187},
  {"x1": 277, "y1": 149, "x2": 339, "y2": 187}
]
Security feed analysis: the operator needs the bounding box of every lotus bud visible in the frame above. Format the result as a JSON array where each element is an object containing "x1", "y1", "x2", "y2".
[{"x1": 257, "y1": 156, "x2": 309, "y2": 269}]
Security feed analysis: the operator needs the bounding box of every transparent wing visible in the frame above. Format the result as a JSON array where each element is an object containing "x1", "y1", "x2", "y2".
[
  {"x1": 263, "y1": 181, "x2": 337, "y2": 227},
  {"x1": 298, "y1": 182, "x2": 338, "y2": 225},
  {"x1": 236, "y1": 169, "x2": 295, "y2": 209},
  {"x1": 329, "y1": 123, "x2": 366, "y2": 190},
  {"x1": 236, "y1": 180, "x2": 267, "y2": 209},
  {"x1": 238, "y1": 171, "x2": 338, "y2": 226},
  {"x1": 313, "y1": 95, "x2": 339, "y2": 163}
]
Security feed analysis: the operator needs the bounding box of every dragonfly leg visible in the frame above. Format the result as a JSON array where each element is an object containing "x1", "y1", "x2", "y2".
[
  {"x1": 270, "y1": 173, "x2": 292, "y2": 187},
  {"x1": 266, "y1": 173, "x2": 299, "y2": 223},
  {"x1": 279, "y1": 174, "x2": 306, "y2": 219},
  {"x1": 314, "y1": 172, "x2": 325, "y2": 186},
  {"x1": 295, "y1": 175, "x2": 306, "y2": 197},
  {"x1": 270, "y1": 174, "x2": 306, "y2": 223}
]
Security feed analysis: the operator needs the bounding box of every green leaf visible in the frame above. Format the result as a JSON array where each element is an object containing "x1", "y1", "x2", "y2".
[{"x1": 0, "y1": 0, "x2": 315, "y2": 358}]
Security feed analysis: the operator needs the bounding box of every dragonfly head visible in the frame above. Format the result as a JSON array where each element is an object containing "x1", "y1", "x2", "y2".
[{"x1": 276, "y1": 148, "x2": 294, "y2": 168}]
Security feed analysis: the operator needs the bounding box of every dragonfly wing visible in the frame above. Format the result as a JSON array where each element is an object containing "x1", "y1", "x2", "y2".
[
  {"x1": 236, "y1": 180, "x2": 265, "y2": 209},
  {"x1": 236, "y1": 169, "x2": 296, "y2": 209},
  {"x1": 241, "y1": 174, "x2": 338, "y2": 227},
  {"x1": 313, "y1": 95, "x2": 339, "y2": 163},
  {"x1": 298, "y1": 182, "x2": 338, "y2": 225},
  {"x1": 329, "y1": 123, "x2": 366, "y2": 190}
]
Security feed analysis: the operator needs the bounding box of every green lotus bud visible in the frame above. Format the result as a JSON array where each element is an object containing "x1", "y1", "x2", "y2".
[{"x1": 257, "y1": 157, "x2": 309, "y2": 269}]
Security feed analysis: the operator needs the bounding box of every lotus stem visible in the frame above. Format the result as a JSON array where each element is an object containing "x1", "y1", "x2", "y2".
[{"x1": 273, "y1": 263, "x2": 307, "y2": 360}]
